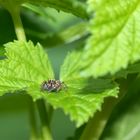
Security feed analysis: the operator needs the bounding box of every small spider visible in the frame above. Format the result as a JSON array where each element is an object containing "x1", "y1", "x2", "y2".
[{"x1": 41, "y1": 79, "x2": 67, "y2": 92}]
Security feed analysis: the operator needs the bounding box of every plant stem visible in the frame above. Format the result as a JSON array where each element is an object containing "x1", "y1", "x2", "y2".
[
  {"x1": 79, "y1": 97, "x2": 118, "y2": 140},
  {"x1": 80, "y1": 75, "x2": 137, "y2": 140},
  {"x1": 46, "y1": 103, "x2": 54, "y2": 125},
  {"x1": 36, "y1": 99, "x2": 53, "y2": 140},
  {"x1": 8, "y1": 7, "x2": 26, "y2": 41},
  {"x1": 8, "y1": 5, "x2": 39, "y2": 140},
  {"x1": 80, "y1": 95, "x2": 125, "y2": 140},
  {"x1": 8, "y1": 5, "x2": 53, "y2": 140},
  {"x1": 28, "y1": 97, "x2": 41, "y2": 140}
]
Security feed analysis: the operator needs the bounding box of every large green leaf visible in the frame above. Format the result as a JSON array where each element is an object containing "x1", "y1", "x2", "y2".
[
  {"x1": 0, "y1": 41, "x2": 119, "y2": 127},
  {"x1": 82, "y1": 0, "x2": 140, "y2": 78}
]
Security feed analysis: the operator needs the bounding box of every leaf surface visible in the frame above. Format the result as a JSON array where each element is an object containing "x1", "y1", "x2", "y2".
[
  {"x1": 28, "y1": 0, "x2": 88, "y2": 19},
  {"x1": 0, "y1": 41, "x2": 54, "y2": 95},
  {"x1": 0, "y1": 41, "x2": 119, "y2": 127},
  {"x1": 29, "y1": 78, "x2": 119, "y2": 127},
  {"x1": 58, "y1": 50, "x2": 119, "y2": 126},
  {"x1": 83, "y1": 0, "x2": 140, "y2": 77}
]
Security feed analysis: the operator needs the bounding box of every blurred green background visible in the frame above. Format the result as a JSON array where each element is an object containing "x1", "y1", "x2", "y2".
[
  {"x1": 0, "y1": 6, "x2": 84, "y2": 140},
  {"x1": 0, "y1": 93, "x2": 76, "y2": 140}
]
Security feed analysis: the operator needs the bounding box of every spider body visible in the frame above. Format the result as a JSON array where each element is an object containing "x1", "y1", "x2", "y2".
[{"x1": 41, "y1": 79, "x2": 66, "y2": 92}]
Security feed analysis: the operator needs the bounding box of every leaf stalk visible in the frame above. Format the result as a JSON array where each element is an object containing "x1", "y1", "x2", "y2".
[
  {"x1": 8, "y1": 6, "x2": 26, "y2": 41},
  {"x1": 36, "y1": 99, "x2": 53, "y2": 140}
]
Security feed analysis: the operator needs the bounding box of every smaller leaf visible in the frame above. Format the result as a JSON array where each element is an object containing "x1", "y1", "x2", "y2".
[
  {"x1": 23, "y1": 3, "x2": 56, "y2": 21},
  {"x1": 115, "y1": 62, "x2": 140, "y2": 78},
  {"x1": 0, "y1": 0, "x2": 88, "y2": 19},
  {"x1": 59, "y1": 50, "x2": 119, "y2": 127},
  {"x1": 0, "y1": 40, "x2": 54, "y2": 95},
  {"x1": 28, "y1": 0, "x2": 89, "y2": 19},
  {"x1": 39, "y1": 22, "x2": 89, "y2": 47}
]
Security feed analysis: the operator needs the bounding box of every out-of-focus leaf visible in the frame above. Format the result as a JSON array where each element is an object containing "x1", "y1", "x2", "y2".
[
  {"x1": 25, "y1": 22, "x2": 89, "y2": 47},
  {"x1": 22, "y1": 3, "x2": 55, "y2": 21},
  {"x1": 115, "y1": 62, "x2": 140, "y2": 78},
  {"x1": 36, "y1": 22, "x2": 89, "y2": 47},
  {"x1": 0, "y1": 0, "x2": 88, "y2": 19},
  {"x1": 0, "y1": 47, "x2": 5, "y2": 56},
  {"x1": 82, "y1": 0, "x2": 140, "y2": 78},
  {"x1": 0, "y1": 0, "x2": 26, "y2": 9},
  {"x1": 28, "y1": 0, "x2": 88, "y2": 19}
]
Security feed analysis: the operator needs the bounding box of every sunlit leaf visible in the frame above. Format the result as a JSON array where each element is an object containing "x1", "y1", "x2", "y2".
[
  {"x1": 29, "y1": 78, "x2": 119, "y2": 127},
  {"x1": 0, "y1": 41, "x2": 54, "y2": 95},
  {"x1": 82, "y1": 0, "x2": 140, "y2": 77},
  {"x1": 0, "y1": 40, "x2": 119, "y2": 127}
]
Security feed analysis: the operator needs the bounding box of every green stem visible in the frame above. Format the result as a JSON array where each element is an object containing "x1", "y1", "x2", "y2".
[
  {"x1": 80, "y1": 75, "x2": 137, "y2": 140},
  {"x1": 46, "y1": 103, "x2": 54, "y2": 124},
  {"x1": 36, "y1": 99, "x2": 53, "y2": 140},
  {"x1": 28, "y1": 96, "x2": 41, "y2": 140},
  {"x1": 7, "y1": 5, "x2": 53, "y2": 140},
  {"x1": 8, "y1": 6, "x2": 26, "y2": 41},
  {"x1": 79, "y1": 97, "x2": 118, "y2": 140}
]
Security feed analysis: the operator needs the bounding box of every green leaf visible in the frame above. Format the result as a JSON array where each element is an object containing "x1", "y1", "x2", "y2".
[
  {"x1": 0, "y1": 0, "x2": 26, "y2": 11},
  {"x1": 115, "y1": 62, "x2": 140, "y2": 78},
  {"x1": 29, "y1": 78, "x2": 119, "y2": 127},
  {"x1": 27, "y1": 0, "x2": 88, "y2": 19},
  {"x1": 101, "y1": 78, "x2": 140, "y2": 140},
  {"x1": 0, "y1": 47, "x2": 5, "y2": 57},
  {"x1": 58, "y1": 50, "x2": 119, "y2": 127},
  {"x1": 22, "y1": 3, "x2": 56, "y2": 23},
  {"x1": 60, "y1": 51, "x2": 83, "y2": 82},
  {"x1": 0, "y1": 41, "x2": 118, "y2": 127},
  {"x1": 26, "y1": 22, "x2": 89, "y2": 48},
  {"x1": 39, "y1": 22, "x2": 89, "y2": 47},
  {"x1": 0, "y1": 0, "x2": 88, "y2": 19},
  {"x1": 82, "y1": 0, "x2": 140, "y2": 78},
  {"x1": 0, "y1": 41, "x2": 54, "y2": 95}
]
